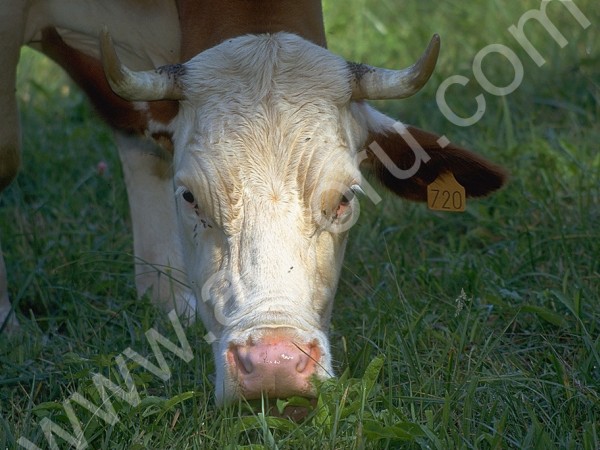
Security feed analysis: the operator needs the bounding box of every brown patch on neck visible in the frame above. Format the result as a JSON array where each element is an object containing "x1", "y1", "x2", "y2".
[
  {"x1": 176, "y1": 0, "x2": 327, "y2": 59},
  {"x1": 151, "y1": 132, "x2": 175, "y2": 155}
]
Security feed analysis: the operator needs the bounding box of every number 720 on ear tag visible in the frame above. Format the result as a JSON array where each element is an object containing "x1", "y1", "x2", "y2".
[{"x1": 427, "y1": 172, "x2": 466, "y2": 212}]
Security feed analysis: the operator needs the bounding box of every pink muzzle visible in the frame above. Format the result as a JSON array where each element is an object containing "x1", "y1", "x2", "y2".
[{"x1": 227, "y1": 330, "x2": 320, "y2": 399}]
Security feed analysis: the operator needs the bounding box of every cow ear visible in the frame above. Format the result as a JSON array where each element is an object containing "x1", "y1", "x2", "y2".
[{"x1": 363, "y1": 125, "x2": 508, "y2": 202}]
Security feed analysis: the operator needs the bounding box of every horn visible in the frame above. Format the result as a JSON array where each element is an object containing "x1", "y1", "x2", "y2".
[
  {"x1": 350, "y1": 34, "x2": 440, "y2": 100},
  {"x1": 100, "y1": 27, "x2": 184, "y2": 101}
]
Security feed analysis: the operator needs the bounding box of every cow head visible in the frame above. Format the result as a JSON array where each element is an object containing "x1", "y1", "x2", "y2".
[{"x1": 100, "y1": 31, "x2": 506, "y2": 404}]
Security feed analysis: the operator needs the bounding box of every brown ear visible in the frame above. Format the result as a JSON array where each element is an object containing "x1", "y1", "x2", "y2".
[{"x1": 364, "y1": 125, "x2": 507, "y2": 202}]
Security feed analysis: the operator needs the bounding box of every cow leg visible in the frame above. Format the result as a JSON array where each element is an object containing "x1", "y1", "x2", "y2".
[
  {"x1": 0, "y1": 2, "x2": 28, "y2": 331},
  {"x1": 0, "y1": 242, "x2": 18, "y2": 332},
  {"x1": 114, "y1": 131, "x2": 198, "y2": 322},
  {"x1": 0, "y1": 0, "x2": 25, "y2": 192}
]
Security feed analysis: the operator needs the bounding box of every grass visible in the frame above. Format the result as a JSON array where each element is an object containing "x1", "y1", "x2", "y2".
[{"x1": 1, "y1": 0, "x2": 599, "y2": 448}]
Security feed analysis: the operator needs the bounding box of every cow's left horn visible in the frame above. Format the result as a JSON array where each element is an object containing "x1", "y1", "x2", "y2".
[
  {"x1": 349, "y1": 34, "x2": 440, "y2": 100},
  {"x1": 100, "y1": 28, "x2": 184, "y2": 101}
]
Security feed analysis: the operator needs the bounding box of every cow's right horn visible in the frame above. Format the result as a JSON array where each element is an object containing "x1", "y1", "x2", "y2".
[{"x1": 100, "y1": 27, "x2": 184, "y2": 101}]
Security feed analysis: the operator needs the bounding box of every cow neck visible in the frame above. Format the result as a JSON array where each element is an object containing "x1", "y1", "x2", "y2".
[{"x1": 176, "y1": 0, "x2": 327, "y2": 60}]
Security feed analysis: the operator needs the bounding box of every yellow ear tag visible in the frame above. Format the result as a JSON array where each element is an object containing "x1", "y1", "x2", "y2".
[{"x1": 427, "y1": 172, "x2": 466, "y2": 212}]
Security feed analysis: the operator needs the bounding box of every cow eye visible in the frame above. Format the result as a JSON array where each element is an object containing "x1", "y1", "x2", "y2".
[
  {"x1": 335, "y1": 184, "x2": 363, "y2": 219},
  {"x1": 182, "y1": 190, "x2": 195, "y2": 204},
  {"x1": 339, "y1": 193, "x2": 351, "y2": 207}
]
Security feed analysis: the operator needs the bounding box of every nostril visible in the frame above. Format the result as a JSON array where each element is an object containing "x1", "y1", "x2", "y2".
[
  {"x1": 296, "y1": 355, "x2": 308, "y2": 373},
  {"x1": 294, "y1": 343, "x2": 319, "y2": 374},
  {"x1": 230, "y1": 345, "x2": 254, "y2": 375}
]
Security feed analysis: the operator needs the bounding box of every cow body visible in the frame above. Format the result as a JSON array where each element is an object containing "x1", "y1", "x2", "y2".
[
  {"x1": 0, "y1": 0, "x2": 506, "y2": 404},
  {"x1": 0, "y1": 0, "x2": 183, "y2": 328}
]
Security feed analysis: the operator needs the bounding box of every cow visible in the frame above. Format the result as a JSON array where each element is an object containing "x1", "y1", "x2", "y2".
[{"x1": 0, "y1": 0, "x2": 506, "y2": 405}]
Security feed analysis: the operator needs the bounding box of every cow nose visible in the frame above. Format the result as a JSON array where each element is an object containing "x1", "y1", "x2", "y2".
[{"x1": 228, "y1": 335, "x2": 320, "y2": 399}]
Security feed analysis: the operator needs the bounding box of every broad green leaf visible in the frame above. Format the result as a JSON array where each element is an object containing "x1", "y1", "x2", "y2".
[
  {"x1": 275, "y1": 396, "x2": 313, "y2": 415},
  {"x1": 362, "y1": 419, "x2": 425, "y2": 441},
  {"x1": 362, "y1": 355, "x2": 385, "y2": 397},
  {"x1": 31, "y1": 401, "x2": 64, "y2": 418},
  {"x1": 154, "y1": 390, "x2": 198, "y2": 423}
]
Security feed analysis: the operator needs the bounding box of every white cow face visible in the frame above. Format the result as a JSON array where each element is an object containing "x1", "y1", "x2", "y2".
[{"x1": 171, "y1": 35, "x2": 369, "y2": 403}]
